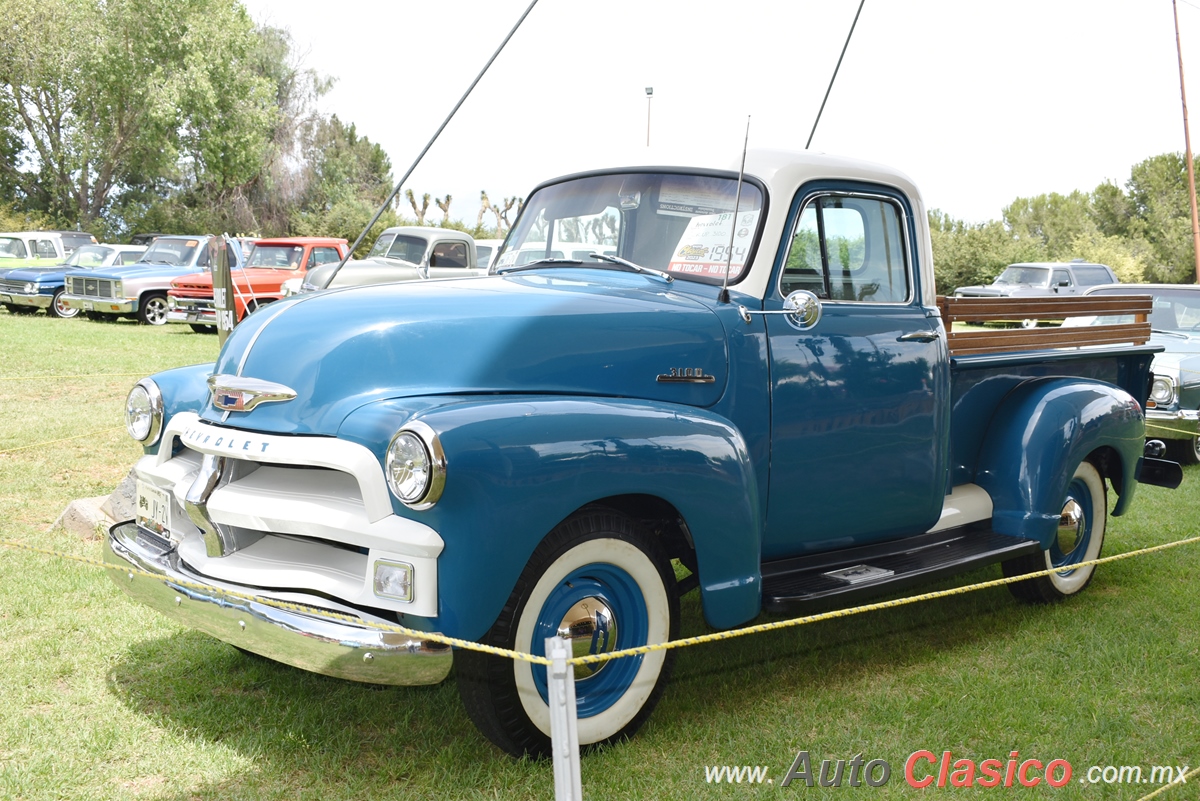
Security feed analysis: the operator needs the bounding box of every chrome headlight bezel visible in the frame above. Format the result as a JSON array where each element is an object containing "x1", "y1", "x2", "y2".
[
  {"x1": 23, "y1": 282, "x2": 36, "y2": 294},
  {"x1": 384, "y1": 420, "x2": 446, "y2": 509},
  {"x1": 125, "y1": 378, "x2": 164, "y2": 445},
  {"x1": 113, "y1": 280, "x2": 124, "y2": 298},
  {"x1": 1149, "y1": 374, "x2": 1178, "y2": 408}
]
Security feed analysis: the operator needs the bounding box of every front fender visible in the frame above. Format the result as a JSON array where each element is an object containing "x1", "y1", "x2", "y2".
[
  {"x1": 142, "y1": 363, "x2": 215, "y2": 454},
  {"x1": 338, "y1": 396, "x2": 762, "y2": 641},
  {"x1": 975, "y1": 377, "x2": 1144, "y2": 548}
]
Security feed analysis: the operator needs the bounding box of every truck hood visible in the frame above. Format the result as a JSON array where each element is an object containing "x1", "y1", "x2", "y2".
[
  {"x1": 200, "y1": 270, "x2": 729, "y2": 435},
  {"x1": 1, "y1": 265, "x2": 69, "y2": 282},
  {"x1": 953, "y1": 285, "x2": 1023, "y2": 297},
  {"x1": 68, "y1": 264, "x2": 202, "y2": 281},
  {"x1": 172, "y1": 268, "x2": 297, "y2": 292}
]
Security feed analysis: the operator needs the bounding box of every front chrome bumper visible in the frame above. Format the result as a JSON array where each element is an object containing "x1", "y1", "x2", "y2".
[
  {"x1": 104, "y1": 521, "x2": 453, "y2": 686},
  {"x1": 1145, "y1": 408, "x2": 1199, "y2": 440},
  {"x1": 0, "y1": 291, "x2": 52, "y2": 308},
  {"x1": 167, "y1": 309, "x2": 217, "y2": 324},
  {"x1": 60, "y1": 293, "x2": 136, "y2": 313}
]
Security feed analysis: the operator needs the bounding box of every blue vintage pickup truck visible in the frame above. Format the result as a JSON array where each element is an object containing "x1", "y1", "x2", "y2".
[{"x1": 106, "y1": 150, "x2": 1176, "y2": 757}]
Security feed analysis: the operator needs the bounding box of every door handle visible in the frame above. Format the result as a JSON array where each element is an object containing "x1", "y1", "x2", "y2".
[{"x1": 898, "y1": 330, "x2": 939, "y2": 343}]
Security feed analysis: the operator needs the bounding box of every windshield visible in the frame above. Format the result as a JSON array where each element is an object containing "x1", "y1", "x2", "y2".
[
  {"x1": 367, "y1": 233, "x2": 395, "y2": 258},
  {"x1": 65, "y1": 245, "x2": 113, "y2": 267},
  {"x1": 247, "y1": 244, "x2": 305, "y2": 269},
  {"x1": 139, "y1": 238, "x2": 202, "y2": 267},
  {"x1": 385, "y1": 235, "x2": 427, "y2": 263},
  {"x1": 0, "y1": 237, "x2": 27, "y2": 258},
  {"x1": 496, "y1": 172, "x2": 765, "y2": 283},
  {"x1": 995, "y1": 266, "x2": 1050, "y2": 286},
  {"x1": 1063, "y1": 287, "x2": 1200, "y2": 331}
]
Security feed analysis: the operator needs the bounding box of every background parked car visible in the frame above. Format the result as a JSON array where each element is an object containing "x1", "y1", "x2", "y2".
[
  {"x1": 473, "y1": 238, "x2": 504, "y2": 271},
  {"x1": 60, "y1": 235, "x2": 241, "y2": 325},
  {"x1": 299, "y1": 227, "x2": 485, "y2": 292},
  {"x1": 0, "y1": 232, "x2": 66, "y2": 269},
  {"x1": 1064, "y1": 282, "x2": 1200, "y2": 462},
  {"x1": 0, "y1": 244, "x2": 146, "y2": 318},
  {"x1": 953, "y1": 260, "x2": 1118, "y2": 298},
  {"x1": 45, "y1": 230, "x2": 99, "y2": 255},
  {"x1": 168, "y1": 237, "x2": 347, "y2": 332}
]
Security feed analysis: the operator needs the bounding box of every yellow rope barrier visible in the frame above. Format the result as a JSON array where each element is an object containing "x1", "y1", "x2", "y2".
[
  {"x1": 0, "y1": 427, "x2": 125, "y2": 455},
  {"x1": 2, "y1": 532, "x2": 1199, "y2": 668},
  {"x1": 1134, "y1": 765, "x2": 1200, "y2": 801},
  {"x1": 0, "y1": 373, "x2": 148, "y2": 380}
]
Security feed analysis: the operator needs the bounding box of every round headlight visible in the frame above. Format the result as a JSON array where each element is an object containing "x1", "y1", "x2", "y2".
[
  {"x1": 1149, "y1": 376, "x2": 1176, "y2": 406},
  {"x1": 125, "y1": 379, "x2": 163, "y2": 444},
  {"x1": 167, "y1": 296, "x2": 177, "y2": 309},
  {"x1": 385, "y1": 422, "x2": 446, "y2": 508},
  {"x1": 24, "y1": 282, "x2": 36, "y2": 293}
]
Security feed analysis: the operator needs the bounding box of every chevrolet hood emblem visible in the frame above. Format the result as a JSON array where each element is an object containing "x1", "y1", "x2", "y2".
[{"x1": 207, "y1": 374, "x2": 297, "y2": 412}]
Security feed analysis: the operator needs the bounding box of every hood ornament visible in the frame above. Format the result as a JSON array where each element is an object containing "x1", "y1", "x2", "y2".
[{"x1": 208, "y1": 374, "x2": 297, "y2": 412}]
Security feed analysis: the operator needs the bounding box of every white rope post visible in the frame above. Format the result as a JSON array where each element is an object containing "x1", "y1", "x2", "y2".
[{"x1": 546, "y1": 636, "x2": 582, "y2": 801}]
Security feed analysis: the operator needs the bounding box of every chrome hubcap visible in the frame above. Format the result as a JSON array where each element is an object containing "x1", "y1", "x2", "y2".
[
  {"x1": 557, "y1": 596, "x2": 617, "y2": 680},
  {"x1": 1057, "y1": 499, "x2": 1084, "y2": 555}
]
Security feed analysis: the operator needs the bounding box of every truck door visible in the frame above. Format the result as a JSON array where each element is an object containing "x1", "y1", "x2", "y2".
[{"x1": 762, "y1": 189, "x2": 946, "y2": 558}]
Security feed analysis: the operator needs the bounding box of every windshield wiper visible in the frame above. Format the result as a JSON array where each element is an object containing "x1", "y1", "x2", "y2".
[
  {"x1": 1151, "y1": 328, "x2": 1189, "y2": 339},
  {"x1": 587, "y1": 253, "x2": 672, "y2": 282},
  {"x1": 494, "y1": 258, "x2": 584, "y2": 274}
]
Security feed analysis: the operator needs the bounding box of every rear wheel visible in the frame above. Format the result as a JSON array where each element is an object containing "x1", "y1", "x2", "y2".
[
  {"x1": 47, "y1": 289, "x2": 79, "y2": 319},
  {"x1": 456, "y1": 507, "x2": 678, "y2": 757},
  {"x1": 137, "y1": 293, "x2": 168, "y2": 325},
  {"x1": 1003, "y1": 460, "x2": 1106, "y2": 603}
]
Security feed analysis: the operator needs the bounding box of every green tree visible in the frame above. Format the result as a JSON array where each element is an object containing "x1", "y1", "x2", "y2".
[
  {"x1": 1124, "y1": 153, "x2": 1197, "y2": 282},
  {"x1": 0, "y1": 0, "x2": 275, "y2": 232},
  {"x1": 1002, "y1": 190, "x2": 1095, "y2": 257}
]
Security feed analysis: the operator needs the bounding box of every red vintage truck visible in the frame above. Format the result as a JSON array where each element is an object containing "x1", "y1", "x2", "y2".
[{"x1": 167, "y1": 236, "x2": 348, "y2": 332}]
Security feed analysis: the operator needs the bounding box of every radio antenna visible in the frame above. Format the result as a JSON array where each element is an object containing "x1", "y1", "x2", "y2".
[
  {"x1": 324, "y1": 0, "x2": 540, "y2": 287},
  {"x1": 718, "y1": 116, "x2": 750, "y2": 305},
  {"x1": 806, "y1": 0, "x2": 865, "y2": 149}
]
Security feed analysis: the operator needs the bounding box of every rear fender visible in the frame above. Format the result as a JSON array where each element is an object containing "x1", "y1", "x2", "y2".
[
  {"x1": 338, "y1": 396, "x2": 763, "y2": 640},
  {"x1": 974, "y1": 377, "x2": 1144, "y2": 548}
]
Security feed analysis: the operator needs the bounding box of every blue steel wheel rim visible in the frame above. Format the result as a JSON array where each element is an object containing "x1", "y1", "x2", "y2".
[
  {"x1": 530, "y1": 563, "x2": 648, "y2": 717},
  {"x1": 1049, "y1": 477, "x2": 1093, "y2": 575}
]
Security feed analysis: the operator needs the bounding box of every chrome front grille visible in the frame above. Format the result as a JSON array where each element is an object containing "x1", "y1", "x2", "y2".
[
  {"x1": 68, "y1": 276, "x2": 114, "y2": 298},
  {"x1": 0, "y1": 279, "x2": 25, "y2": 293}
]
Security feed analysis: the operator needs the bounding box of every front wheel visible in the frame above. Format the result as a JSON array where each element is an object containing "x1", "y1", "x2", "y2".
[
  {"x1": 1003, "y1": 460, "x2": 1106, "y2": 603},
  {"x1": 47, "y1": 289, "x2": 79, "y2": 319},
  {"x1": 137, "y1": 293, "x2": 168, "y2": 325},
  {"x1": 456, "y1": 508, "x2": 678, "y2": 757}
]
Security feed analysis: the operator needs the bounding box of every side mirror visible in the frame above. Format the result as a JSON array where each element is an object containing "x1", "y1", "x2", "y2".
[{"x1": 783, "y1": 289, "x2": 822, "y2": 329}]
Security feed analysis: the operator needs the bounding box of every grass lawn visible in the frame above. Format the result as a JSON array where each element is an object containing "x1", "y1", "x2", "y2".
[{"x1": 1, "y1": 310, "x2": 1198, "y2": 800}]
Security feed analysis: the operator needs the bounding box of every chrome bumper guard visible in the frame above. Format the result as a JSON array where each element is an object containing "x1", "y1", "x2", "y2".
[
  {"x1": 105, "y1": 521, "x2": 453, "y2": 686},
  {"x1": 1145, "y1": 408, "x2": 1199, "y2": 439},
  {"x1": 1, "y1": 291, "x2": 52, "y2": 308},
  {"x1": 61, "y1": 294, "x2": 136, "y2": 313}
]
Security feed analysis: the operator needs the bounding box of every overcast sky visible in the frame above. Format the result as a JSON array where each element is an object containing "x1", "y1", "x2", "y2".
[{"x1": 240, "y1": 0, "x2": 1200, "y2": 226}]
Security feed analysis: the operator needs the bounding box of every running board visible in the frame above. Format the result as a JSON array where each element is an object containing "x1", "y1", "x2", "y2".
[{"x1": 760, "y1": 526, "x2": 1041, "y2": 615}]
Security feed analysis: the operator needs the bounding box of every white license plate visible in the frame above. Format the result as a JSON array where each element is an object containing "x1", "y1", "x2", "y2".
[
  {"x1": 82, "y1": 300, "x2": 94, "y2": 311},
  {"x1": 136, "y1": 480, "x2": 172, "y2": 536}
]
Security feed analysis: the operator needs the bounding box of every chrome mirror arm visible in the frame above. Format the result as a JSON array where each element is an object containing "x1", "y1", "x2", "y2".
[{"x1": 737, "y1": 290, "x2": 822, "y2": 329}]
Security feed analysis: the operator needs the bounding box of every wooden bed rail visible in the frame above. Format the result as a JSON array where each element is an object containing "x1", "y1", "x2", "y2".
[{"x1": 936, "y1": 295, "x2": 1153, "y2": 357}]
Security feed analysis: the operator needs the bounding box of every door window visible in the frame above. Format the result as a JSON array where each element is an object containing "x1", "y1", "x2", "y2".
[
  {"x1": 430, "y1": 241, "x2": 468, "y2": 267},
  {"x1": 781, "y1": 195, "x2": 909, "y2": 303},
  {"x1": 35, "y1": 240, "x2": 58, "y2": 258},
  {"x1": 1052, "y1": 269, "x2": 1071, "y2": 287}
]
